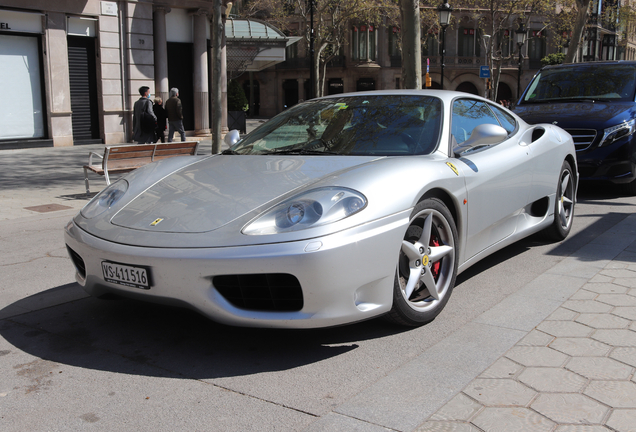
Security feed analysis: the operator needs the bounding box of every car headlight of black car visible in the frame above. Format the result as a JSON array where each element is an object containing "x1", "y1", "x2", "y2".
[
  {"x1": 80, "y1": 179, "x2": 129, "y2": 219},
  {"x1": 600, "y1": 119, "x2": 636, "y2": 147},
  {"x1": 243, "y1": 187, "x2": 367, "y2": 235}
]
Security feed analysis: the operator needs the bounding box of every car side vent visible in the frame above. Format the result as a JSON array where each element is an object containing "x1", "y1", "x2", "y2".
[
  {"x1": 564, "y1": 128, "x2": 597, "y2": 151},
  {"x1": 532, "y1": 127, "x2": 545, "y2": 142},
  {"x1": 213, "y1": 274, "x2": 304, "y2": 312},
  {"x1": 66, "y1": 245, "x2": 86, "y2": 279}
]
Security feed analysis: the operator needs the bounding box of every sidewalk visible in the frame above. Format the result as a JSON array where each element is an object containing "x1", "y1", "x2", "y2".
[
  {"x1": 415, "y1": 216, "x2": 636, "y2": 431},
  {"x1": 0, "y1": 118, "x2": 268, "y2": 221}
]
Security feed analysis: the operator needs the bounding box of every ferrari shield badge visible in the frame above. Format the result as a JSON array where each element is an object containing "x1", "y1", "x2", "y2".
[{"x1": 150, "y1": 218, "x2": 164, "y2": 227}]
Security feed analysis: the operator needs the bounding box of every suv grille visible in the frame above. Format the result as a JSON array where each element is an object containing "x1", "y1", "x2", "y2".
[
  {"x1": 213, "y1": 274, "x2": 303, "y2": 312},
  {"x1": 564, "y1": 128, "x2": 597, "y2": 151}
]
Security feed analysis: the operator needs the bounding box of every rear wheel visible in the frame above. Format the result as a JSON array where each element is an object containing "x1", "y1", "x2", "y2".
[
  {"x1": 385, "y1": 198, "x2": 458, "y2": 327},
  {"x1": 543, "y1": 160, "x2": 575, "y2": 241}
]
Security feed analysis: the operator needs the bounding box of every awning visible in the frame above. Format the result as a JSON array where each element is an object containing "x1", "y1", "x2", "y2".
[{"x1": 225, "y1": 18, "x2": 301, "y2": 75}]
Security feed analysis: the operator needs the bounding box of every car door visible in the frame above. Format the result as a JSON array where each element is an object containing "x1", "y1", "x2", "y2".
[{"x1": 451, "y1": 98, "x2": 533, "y2": 261}]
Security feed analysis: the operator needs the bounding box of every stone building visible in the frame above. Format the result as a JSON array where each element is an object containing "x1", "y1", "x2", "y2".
[
  {"x1": 1, "y1": 0, "x2": 632, "y2": 150},
  {"x1": 0, "y1": 0, "x2": 290, "y2": 149}
]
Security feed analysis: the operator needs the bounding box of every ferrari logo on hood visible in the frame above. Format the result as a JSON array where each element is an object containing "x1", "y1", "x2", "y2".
[{"x1": 150, "y1": 218, "x2": 164, "y2": 227}]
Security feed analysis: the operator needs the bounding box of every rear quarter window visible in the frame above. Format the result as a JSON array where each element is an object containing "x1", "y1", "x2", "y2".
[{"x1": 489, "y1": 104, "x2": 517, "y2": 134}]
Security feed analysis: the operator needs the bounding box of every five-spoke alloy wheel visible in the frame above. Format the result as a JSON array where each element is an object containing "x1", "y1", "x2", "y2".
[
  {"x1": 544, "y1": 160, "x2": 575, "y2": 241},
  {"x1": 386, "y1": 198, "x2": 458, "y2": 326}
]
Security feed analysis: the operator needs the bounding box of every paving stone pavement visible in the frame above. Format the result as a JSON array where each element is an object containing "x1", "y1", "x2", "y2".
[{"x1": 416, "y1": 235, "x2": 636, "y2": 432}]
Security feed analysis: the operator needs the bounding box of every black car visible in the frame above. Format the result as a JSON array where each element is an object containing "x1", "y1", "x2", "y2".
[{"x1": 514, "y1": 61, "x2": 636, "y2": 193}]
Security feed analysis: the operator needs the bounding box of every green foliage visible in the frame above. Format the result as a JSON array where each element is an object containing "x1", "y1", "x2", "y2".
[
  {"x1": 541, "y1": 52, "x2": 566, "y2": 66},
  {"x1": 227, "y1": 80, "x2": 249, "y2": 112}
]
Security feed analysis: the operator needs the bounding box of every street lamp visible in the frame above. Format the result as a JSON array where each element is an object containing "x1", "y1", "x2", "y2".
[
  {"x1": 438, "y1": 2, "x2": 453, "y2": 90},
  {"x1": 515, "y1": 23, "x2": 526, "y2": 99}
]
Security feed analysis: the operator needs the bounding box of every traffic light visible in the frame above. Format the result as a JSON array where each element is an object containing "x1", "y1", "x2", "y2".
[
  {"x1": 425, "y1": 73, "x2": 432, "y2": 88},
  {"x1": 486, "y1": 79, "x2": 492, "y2": 90}
]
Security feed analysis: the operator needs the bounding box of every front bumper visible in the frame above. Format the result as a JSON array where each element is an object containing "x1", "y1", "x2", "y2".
[
  {"x1": 64, "y1": 212, "x2": 409, "y2": 328},
  {"x1": 577, "y1": 134, "x2": 636, "y2": 184}
]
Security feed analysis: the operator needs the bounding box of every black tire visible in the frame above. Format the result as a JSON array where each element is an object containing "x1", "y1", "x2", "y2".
[
  {"x1": 384, "y1": 198, "x2": 458, "y2": 327},
  {"x1": 543, "y1": 160, "x2": 575, "y2": 241},
  {"x1": 624, "y1": 178, "x2": 636, "y2": 196}
]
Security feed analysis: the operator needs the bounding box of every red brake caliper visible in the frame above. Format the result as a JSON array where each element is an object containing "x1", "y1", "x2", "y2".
[{"x1": 430, "y1": 238, "x2": 441, "y2": 279}]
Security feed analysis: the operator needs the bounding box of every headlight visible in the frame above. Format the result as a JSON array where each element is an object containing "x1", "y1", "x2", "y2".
[
  {"x1": 600, "y1": 119, "x2": 636, "y2": 147},
  {"x1": 243, "y1": 187, "x2": 367, "y2": 235},
  {"x1": 80, "y1": 179, "x2": 129, "y2": 219}
]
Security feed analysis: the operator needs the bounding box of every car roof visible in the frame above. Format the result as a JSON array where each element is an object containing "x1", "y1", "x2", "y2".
[
  {"x1": 316, "y1": 89, "x2": 493, "y2": 104},
  {"x1": 540, "y1": 60, "x2": 636, "y2": 71}
]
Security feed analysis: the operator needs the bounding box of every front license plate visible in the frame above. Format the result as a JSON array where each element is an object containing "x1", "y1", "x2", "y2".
[{"x1": 101, "y1": 261, "x2": 150, "y2": 290}]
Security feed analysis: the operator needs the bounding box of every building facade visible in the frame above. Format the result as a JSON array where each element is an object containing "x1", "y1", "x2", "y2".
[
  {"x1": 1, "y1": 0, "x2": 632, "y2": 149},
  {"x1": 0, "y1": 0, "x2": 252, "y2": 149}
]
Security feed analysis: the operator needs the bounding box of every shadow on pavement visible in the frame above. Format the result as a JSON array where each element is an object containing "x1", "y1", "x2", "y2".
[{"x1": 0, "y1": 283, "x2": 408, "y2": 380}]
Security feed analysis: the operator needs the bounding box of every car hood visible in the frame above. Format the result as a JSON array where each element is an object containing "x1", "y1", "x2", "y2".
[
  {"x1": 514, "y1": 101, "x2": 635, "y2": 129},
  {"x1": 110, "y1": 155, "x2": 375, "y2": 233}
]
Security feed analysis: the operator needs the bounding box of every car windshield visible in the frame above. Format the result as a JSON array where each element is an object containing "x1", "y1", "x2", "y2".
[
  {"x1": 521, "y1": 64, "x2": 636, "y2": 103},
  {"x1": 231, "y1": 95, "x2": 442, "y2": 156}
]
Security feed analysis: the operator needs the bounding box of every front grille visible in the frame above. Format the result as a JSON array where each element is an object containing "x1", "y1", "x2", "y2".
[
  {"x1": 66, "y1": 245, "x2": 86, "y2": 279},
  {"x1": 213, "y1": 274, "x2": 303, "y2": 312},
  {"x1": 564, "y1": 128, "x2": 598, "y2": 151}
]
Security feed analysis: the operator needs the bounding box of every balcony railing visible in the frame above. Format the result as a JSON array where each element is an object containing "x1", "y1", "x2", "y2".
[
  {"x1": 275, "y1": 56, "x2": 346, "y2": 70},
  {"x1": 278, "y1": 55, "x2": 536, "y2": 71},
  {"x1": 275, "y1": 57, "x2": 310, "y2": 69}
]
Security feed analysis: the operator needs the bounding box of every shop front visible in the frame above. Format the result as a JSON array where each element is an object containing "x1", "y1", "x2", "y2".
[{"x1": 0, "y1": 9, "x2": 49, "y2": 148}]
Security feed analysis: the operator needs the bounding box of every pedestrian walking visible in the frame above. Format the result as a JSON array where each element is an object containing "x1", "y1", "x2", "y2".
[
  {"x1": 132, "y1": 86, "x2": 157, "y2": 144},
  {"x1": 153, "y1": 97, "x2": 167, "y2": 143},
  {"x1": 165, "y1": 87, "x2": 186, "y2": 142}
]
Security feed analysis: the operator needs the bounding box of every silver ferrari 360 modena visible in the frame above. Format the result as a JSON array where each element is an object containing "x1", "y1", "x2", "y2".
[{"x1": 65, "y1": 90, "x2": 577, "y2": 328}]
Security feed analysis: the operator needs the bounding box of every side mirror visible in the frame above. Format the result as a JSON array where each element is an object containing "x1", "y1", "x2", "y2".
[
  {"x1": 224, "y1": 129, "x2": 241, "y2": 147},
  {"x1": 453, "y1": 124, "x2": 508, "y2": 156}
]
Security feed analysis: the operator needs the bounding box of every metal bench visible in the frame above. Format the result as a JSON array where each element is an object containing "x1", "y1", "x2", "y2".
[{"x1": 83, "y1": 141, "x2": 199, "y2": 193}]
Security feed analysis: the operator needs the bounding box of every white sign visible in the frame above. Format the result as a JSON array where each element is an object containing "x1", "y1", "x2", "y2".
[
  {"x1": 0, "y1": 9, "x2": 43, "y2": 34},
  {"x1": 101, "y1": 1, "x2": 118, "y2": 16}
]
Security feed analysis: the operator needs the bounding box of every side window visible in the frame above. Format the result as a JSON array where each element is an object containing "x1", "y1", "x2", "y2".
[
  {"x1": 489, "y1": 104, "x2": 517, "y2": 135},
  {"x1": 451, "y1": 99, "x2": 501, "y2": 144}
]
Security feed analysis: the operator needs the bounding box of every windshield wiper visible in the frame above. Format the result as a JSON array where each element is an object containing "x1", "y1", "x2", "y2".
[
  {"x1": 221, "y1": 148, "x2": 241, "y2": 155},
  {"x1": 268, "y1": 148, "x2": 339, "y2": 155}
]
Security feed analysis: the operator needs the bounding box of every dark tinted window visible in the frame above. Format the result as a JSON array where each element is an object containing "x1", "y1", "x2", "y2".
[
  {"x1": 235, "y1": 95, "x2": 442, "y2": 156},
  {"x1": 522, "y1": 64, "x2": 636, "y2": 103},
  {"x1": 490, "y1": 104, "x2": 517, "y2": 134}
]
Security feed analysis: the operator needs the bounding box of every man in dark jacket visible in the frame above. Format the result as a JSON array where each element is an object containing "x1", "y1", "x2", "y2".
[
  {"x1": 165, "y1": 87, "x2": 186, "y2": 142},
  {"x1": 153, "y1": 97, "x2": 167, "y2": 143},
  {"x1": 132, "y1": 86, "x2": 157, "y2": 144}
]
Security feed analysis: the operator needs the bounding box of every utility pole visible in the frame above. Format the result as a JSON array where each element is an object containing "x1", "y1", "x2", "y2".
[
  {"x1": 400, "y1": 0, "x2": 422, "y2": 89},
  {"x1": 211, "y1": 0, "x2": 222, "y2": 153}
]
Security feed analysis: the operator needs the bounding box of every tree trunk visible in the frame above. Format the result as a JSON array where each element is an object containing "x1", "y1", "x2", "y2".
[
  {"x1": 320, "y1": 58, "x2": 328, "y2": 98},
  {"x1": 400, "y1": 0, "x2": 421, "y2": 89},
  {"x1": 493, "y1": 61, "x2": 502, "y2": 103},
  {"x1": 314, "y1": 43, "x2": 326, "y2": 98},
  {"x1": 565, "y1": 0, "x2": 591, "y2": 63}
]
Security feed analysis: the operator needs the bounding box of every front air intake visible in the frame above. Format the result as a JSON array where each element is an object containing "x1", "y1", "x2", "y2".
[
  {"x1": 213, "y1": 273, "x2": 303, "y2": 312},
  {"x1": 66, "y1": 245, "x2": 86, "y2": 279}
]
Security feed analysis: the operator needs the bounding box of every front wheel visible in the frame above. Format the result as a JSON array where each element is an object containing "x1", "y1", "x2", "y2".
[
  {"x1": 385, "y1": 198, "x2": 458, "y2": 327},
  {"x1": 623, "y1": 178, "x2": 636, "y2": 196},
  {"x1": 543, "y1": 160, "x2": 575, "y2": 241}
]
